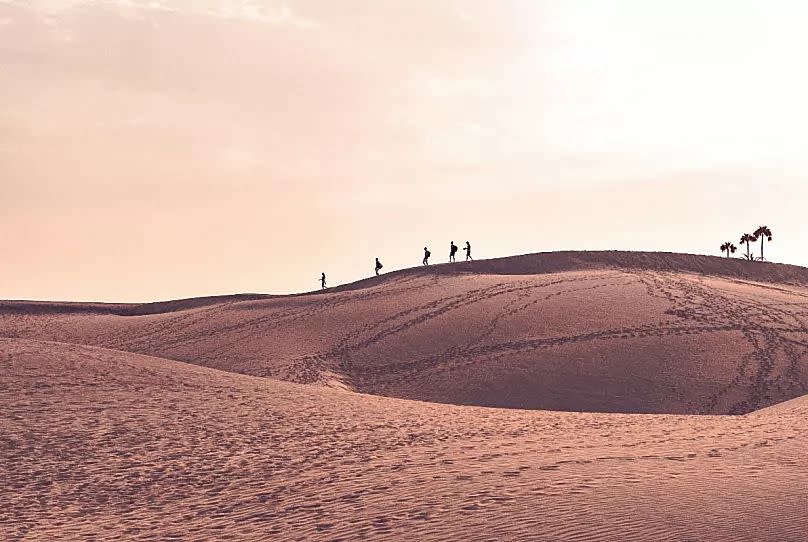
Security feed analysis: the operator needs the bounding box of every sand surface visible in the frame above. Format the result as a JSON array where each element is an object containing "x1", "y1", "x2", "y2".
[
  {"x1": 3, "y1": 252, "x2": 808, "y2": 414},
  {"x1": 2, "y1": 252, "x2": 808, "y2": 540}
]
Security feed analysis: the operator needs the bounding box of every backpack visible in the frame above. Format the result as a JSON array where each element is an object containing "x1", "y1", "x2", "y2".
[{"x1": 425, "y1": 250, "x2": 431, "y2": 258}]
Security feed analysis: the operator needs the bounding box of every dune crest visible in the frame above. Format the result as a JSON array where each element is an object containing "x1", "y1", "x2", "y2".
[
  {"x1": 4, "y1": 252, "x2": 808, "y2": 540},
  {"x1": 2, "y1": 251, "x2": 808, "y2": 414}
]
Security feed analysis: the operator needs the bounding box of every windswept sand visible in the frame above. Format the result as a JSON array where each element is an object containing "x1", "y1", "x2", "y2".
[
  {"x1": 2, "y1": 339, "x2": 807, "y2": 541},
  {"x1": 3, "y1": 252, "x2": 808, "y2": 414},
  {"x1": 2, "y1": 252, "x2": 808, "y2": 540}
]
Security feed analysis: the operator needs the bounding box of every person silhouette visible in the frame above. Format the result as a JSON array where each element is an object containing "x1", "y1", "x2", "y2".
[
  {"x1": 464, "y1": 241, "x2": 473, "y2": 261},
  {"x1": 375, "y1": 257, "x2": 383, "y2": 276},
  {"x1": 423, "y1": 246, "x2": 431, "y2": 265},
  {"x1": 449, "y1": 241, "x2": 458, "y2": 262},
  {"x1": 321, "y1": 272, "x2": 327, "y2": 289}
]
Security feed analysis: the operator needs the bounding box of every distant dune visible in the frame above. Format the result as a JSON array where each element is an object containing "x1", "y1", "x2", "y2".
[
  {"x1": 3, "y1": 251, "x2": 808, "y2": 540},
  {"x1": 326, "y1": 250, "x2": 808, "y2": 293},
  {"x1": 3, "y1": 251, "x2": 808, "y2": 414}
]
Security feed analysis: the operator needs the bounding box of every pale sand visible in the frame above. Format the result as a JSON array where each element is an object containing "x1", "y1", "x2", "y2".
[
  {"x1": 2, "y1": 252, "x2": 808, "y2": 540},
  {"x1": 3, "y1": 252, "x2": 808, "y2": 414}
]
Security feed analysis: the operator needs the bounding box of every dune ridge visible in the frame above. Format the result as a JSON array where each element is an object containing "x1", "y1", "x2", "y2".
[
  {"x1": 3, "y1": 251, "x2": 808, "y2": 415},
  {"x1": 0, "y1": 293, "x2": 270, "y2": 316},
  {"x1": 326, "y1": 250, "x2": 808, "y2": 294},
  {"x1": 3, "y1": 251, "x2": 808, "y2": 540},
  {"x1": 5, "y1": 251, "x2": 808, "y2": 314}
]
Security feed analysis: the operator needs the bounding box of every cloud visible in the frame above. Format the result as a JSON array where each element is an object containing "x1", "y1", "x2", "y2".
[
  {"x1": 212, "y1": 2, "x2": 317, "y2": 28},
  {"x1": 6, "y1": 0, "x2": 317, "y2": 28},
  {"x1": 216, "y1": 146, "x2": 266, "y2": 172},
  {"x1": 419, "y1": 76, "x2": 497, "y2": 99}
]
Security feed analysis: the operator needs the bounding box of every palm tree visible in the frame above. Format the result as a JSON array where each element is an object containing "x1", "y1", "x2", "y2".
[
  {"x1": 739, "y1": 233, "x2": 757, "y2": 260},
  {"x1": 720, "y1": 242, "x2": 737, "y2": 258},
  {"x1": 753, "y1": 226, "x2": 773, "y2": 261}
]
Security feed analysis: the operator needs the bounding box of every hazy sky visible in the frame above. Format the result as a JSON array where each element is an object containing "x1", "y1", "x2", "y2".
[{"x1": 2, "y1": 0, "x2": 807, "y2": 301}]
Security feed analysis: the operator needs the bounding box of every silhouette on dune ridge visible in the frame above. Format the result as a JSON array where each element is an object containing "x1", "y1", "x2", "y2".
[{"x1": 3, "y1": 251, "x2": 808, "y2": 415}]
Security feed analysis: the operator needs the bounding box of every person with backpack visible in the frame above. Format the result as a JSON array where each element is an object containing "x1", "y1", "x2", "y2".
[
  {"x1": 464, "y1": 241, "x2": 473, "y2": 261},
  {"x1": 375, "y1": 258, "x2": 383, "y2": 276},
  {"x1": 320, "y1": 272, "x2": 327, "y2": 289},
  {"x1": 423, "y1": 246, "x2": 431, "y2": 265},
  {"x1": 449, "y1": 241, "x2": 458, "y2": 262}
]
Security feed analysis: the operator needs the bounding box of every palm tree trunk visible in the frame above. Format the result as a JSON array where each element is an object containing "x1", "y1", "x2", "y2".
[{"x1": 761, "y1": 238, "x2": 765, "y2": 261}]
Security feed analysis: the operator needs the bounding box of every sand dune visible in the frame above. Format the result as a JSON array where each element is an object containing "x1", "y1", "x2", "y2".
[
  {"x1": 3, "y1": 251, "x2": 808, "y2": 540},
  {"x1": 3, "y1": 252, "x2": 808, "y2": 414},
  {"x1": 2, "y1": 338, "x2": 807, "y2": 541}
]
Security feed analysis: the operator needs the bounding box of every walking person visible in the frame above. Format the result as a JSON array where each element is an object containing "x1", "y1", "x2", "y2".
[
  {"x1": 375, "y1": 257, "x2": 383, "y2": 276},
  {"x1": 320, "y1": 272, "x2": 327, "y2": 289},
  {"x1": 423, "y1": 246, "x2": 431, "y2": 265},
  {"x1": 464, "y1": 241, "x2": 473, "y2": 261},
  {"x1": 449, "y1": 241, "x2": 458, "y2": 262}
]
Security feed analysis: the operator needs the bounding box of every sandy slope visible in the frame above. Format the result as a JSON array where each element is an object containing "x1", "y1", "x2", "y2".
[
  {"x1": 2, "y1": 338, "x2": 807, "y2": 541},
  {"x1": 3, "y1": 252, "x2": 808, "y2": 541},
  {"x1": 3, "y1": 252, "x2": 808, "y2": 414}
]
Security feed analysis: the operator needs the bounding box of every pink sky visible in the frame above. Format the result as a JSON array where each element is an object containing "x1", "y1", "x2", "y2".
[{"x1": 2, "y1": 1, "x2": 807, "y2": 301}]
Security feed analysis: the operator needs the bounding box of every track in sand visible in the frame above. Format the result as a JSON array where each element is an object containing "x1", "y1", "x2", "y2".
[
  {"x1": 2, "y1": 251, "x2": 808, "y2": 540},
  {"x1": 3, "y1": 251, "x2": 808, "y2": 415}
]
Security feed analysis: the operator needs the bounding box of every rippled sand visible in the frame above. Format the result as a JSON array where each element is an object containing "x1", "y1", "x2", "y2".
[
  {"x1": 2, "y1": 252, "x2": 808, "y2": 540},
  {"x1": 2, "y1": 339, "x2": 807, "y2": 541}
]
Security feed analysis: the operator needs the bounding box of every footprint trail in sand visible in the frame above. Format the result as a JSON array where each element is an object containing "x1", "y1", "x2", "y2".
[{"x1": 2, "y1": 251, "x2": 808, "y2": 540}]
